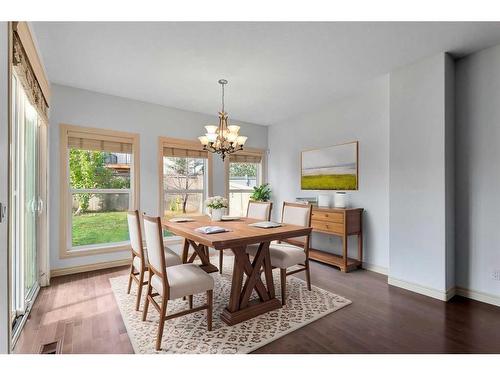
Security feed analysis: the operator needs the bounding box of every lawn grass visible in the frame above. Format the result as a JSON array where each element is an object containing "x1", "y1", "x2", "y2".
[
  {"x1": 72, "y1": 211, "x2": 129, "y2": 247},
  {"x1": 301, "y1": 174, "x2": 357, "y2": 190}
]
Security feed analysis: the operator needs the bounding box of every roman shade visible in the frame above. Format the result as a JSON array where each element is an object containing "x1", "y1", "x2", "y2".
[
  {"x1": 68, "y1": 134, "x2": 133, "y2": 154},
  {"x1": 163, "y1": 147, "x2": 208, "y2": 159},
  {"x1": 228, "y1": 153, "x2": 262, "y2": 163}
]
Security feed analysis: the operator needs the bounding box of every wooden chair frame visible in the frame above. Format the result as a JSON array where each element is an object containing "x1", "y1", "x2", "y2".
[
  {"x1": 126, "y1": 210, "x2": 148, "y2": 311},
  {"x1": 275, "y1": 202, "x2": 312, "y2": 305},
  {"x1": 219, "y1": 201, "x2": 273, "y2": 274},
  {"x1": 141, "y1": 215, "x2": 213, "y2": 351}
]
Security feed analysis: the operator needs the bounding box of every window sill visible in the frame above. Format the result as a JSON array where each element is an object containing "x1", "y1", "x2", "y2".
[{"x1": 62, "y1": 242, "x2": 131, "y2": 258}]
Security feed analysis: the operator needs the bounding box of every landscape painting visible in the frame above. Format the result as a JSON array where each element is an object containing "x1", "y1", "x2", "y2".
[{"x1": 301, "y1": 141, "x2": 358, "y2": 190}]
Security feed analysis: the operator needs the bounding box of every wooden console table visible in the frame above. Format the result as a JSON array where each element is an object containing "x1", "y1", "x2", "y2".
[{"x1": 309, "y1": 207, "x2": 364, "y2": 272}]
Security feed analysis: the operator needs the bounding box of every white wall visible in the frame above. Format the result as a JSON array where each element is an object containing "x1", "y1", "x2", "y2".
[
  {"x1": 0, "y1": 22, "x2": 10, "y2": 354},
  {"x1": 389, "y1": 53, "x2": 455, "y2": 295},
  {"x1": 268, "y1": 76, "x2": 390, "y2": 271},
  {"x1": 49, "y1": 84, "x2": 268, "y2": 270},
  {"x1": 455, "y1": 44, "x2": 500, "y2": 299}
]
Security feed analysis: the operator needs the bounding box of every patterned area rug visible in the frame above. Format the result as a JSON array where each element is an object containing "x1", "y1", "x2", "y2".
[{"x1": 110, "y1": 259, "x2": 351, "y2": 354}]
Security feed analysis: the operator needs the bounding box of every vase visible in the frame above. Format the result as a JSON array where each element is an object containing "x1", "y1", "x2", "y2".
[
  {"x1": 211, "y1": 208, "x2": 223, "y2": 221},
  {"x1": 334, "y1": 192, "x2": 348, "y2": 208}
]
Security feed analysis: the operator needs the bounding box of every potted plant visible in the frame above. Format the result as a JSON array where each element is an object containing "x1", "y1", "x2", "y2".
[
  {"x1": 205, "y1": 196, "x2": 228, "y2": 221},
  {"x1": 250, "y1": 183, "x2": 271, "y2": 202}
]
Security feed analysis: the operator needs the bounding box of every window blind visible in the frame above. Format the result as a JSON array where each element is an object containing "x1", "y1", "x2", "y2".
[
  {"x1": 163, "y1": 147, "x2": 208, "y2": 159},
  {"x1": 68, "y1": 135, "x2": 133, "y2": 154},
  {"x1": 229, "y1": 154, "x2": 262, "y2": 164}
]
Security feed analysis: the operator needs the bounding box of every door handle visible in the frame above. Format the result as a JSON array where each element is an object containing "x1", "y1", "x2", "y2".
[{"x1": 0, "y1": 202, "x2": 6, "y2": 223}]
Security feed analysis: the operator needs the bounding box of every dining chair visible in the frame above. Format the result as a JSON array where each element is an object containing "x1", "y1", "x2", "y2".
[
  {"x1": 218, "y1": 200, "x2": 273, "y2": 274},
  {"x1": 141, "y1": 215, "x2": 214, "y2": 351},
  {"x1": 126, "y1": 210, "x2": 182, "y2": 311},
  {"x1": 246, "y1": 202, "x2": 312, "y2": 305}
]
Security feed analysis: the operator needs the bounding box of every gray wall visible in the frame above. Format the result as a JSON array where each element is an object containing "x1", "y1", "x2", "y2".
[
  {"x1": 49, "y1": 84, "x2": 268, "y2": 270},
  {"x1": 0, "y1": 22, "x2": 10, "y2": 354},
  {"x1": 268, "y1": 76, "x2": 390, "y2": 271},
  {"x1": 389, "y1": 53, "x2": 454, "y2": 293},
  {"x1": 456, "y1": 44, "x2": 500, "y2": 298}
]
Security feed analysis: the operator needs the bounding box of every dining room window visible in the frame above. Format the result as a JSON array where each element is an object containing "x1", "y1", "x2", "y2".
[
  {"x1": 160, "y1": 137, "x2": 213, "y2": 236},
  {"x1": 227, "y1": 152, "x2": 264, "y2": 217},
  {"x1": 60, "y1": 124, "x2": 140, "y2": 257}
]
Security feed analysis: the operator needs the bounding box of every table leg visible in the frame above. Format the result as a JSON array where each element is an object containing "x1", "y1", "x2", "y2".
[
  {"x1": 342, "y1": 234, "x2": 348, "y2": 273},
  {"x1": 185, "y1": 239, "x2": 219, "y2": 274},
  {"x1": 221, "y1": 242, "x2": 281, "y2": 326}
]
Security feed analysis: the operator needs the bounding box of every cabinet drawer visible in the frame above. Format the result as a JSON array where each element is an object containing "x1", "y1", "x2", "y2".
[
  {"x1": 311, "y1": 210, "x2": 344, "y2": 224},
  {"x1": 311, "y1": 220, "x2": 344, "y2": 234}
]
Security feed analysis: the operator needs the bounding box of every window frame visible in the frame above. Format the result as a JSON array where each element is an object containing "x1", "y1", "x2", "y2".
[
  {"x1": 224, "y1": 148, "x2": 267, "y2": 216},
  {"x1": 158, "y1": 137, "x2": 213, "y2": 239},
  {"x1": 59, "y1": 124, "x2": 140, "y2": 258}
]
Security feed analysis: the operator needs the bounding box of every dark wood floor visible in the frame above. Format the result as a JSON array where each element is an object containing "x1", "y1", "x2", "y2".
[{"x1": 14, "y1": 261, "x2": 500, "y2": 354}]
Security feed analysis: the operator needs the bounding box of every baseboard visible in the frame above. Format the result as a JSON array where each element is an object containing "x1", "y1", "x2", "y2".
[
  {"x1": 388, "y1": 276, "x2": 455, "y2": 301},
  {"x1": 50, "y1": 258, "x2": 131, "y2": 278},
  {"x1": 362, "y1": 262, "x2": 388, "y2": 275},
  {"x1": 456, "y1": 287, "x2": 500, "y2": 307}
]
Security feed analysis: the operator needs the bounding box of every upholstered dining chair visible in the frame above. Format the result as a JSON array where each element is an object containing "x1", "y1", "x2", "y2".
[
  {"x1": 218, "y1": 201, "x2": 273, "y2": 274},
  {"x1": 246, "y1": 202, "x2": 312, "y2": 305},
  {"x1": 142, "y1": 215, "x2": 214, "y2": 351},
  {"x1": 126, "y1": 210, "x2": 182, "y2": 311}
]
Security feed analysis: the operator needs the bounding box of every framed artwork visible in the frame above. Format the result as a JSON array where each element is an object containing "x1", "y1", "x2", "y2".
[{"x1": 301, "y1": 141, "x2": 358, "y2": 190}]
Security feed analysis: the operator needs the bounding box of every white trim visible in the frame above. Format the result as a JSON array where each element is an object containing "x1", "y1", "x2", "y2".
[
  {"x1": 388, "y1": 276, "x2": 455, "y2": 301},
  {"x1": 362, "y1": 262, "x2": 388, "y2": 275},
  {"x1": 456, "y1": 287, "x2": 500, "y2": 308},
  {"x1": 50, "y1": 258, "x2": 131, "y2": 278}
]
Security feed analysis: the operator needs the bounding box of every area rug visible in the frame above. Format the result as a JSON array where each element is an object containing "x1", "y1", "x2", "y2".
[{"x1": 110, "y1": 259, "x2": 351, "y2": 354}]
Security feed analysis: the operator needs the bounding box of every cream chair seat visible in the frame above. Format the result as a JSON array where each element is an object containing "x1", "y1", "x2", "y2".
[
  {"x1": 246, "y1": 241, "x2": 306, "y2": 269},
  {"x1": 151, "y1": 263, "x2": 214, "y2": 300}
]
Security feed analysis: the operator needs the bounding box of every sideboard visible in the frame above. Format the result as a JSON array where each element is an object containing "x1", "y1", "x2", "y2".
[{"x1": 308, "y1": 207, "x2": 364, "y2": 272}]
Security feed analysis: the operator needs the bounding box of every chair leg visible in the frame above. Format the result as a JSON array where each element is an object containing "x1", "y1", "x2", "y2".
[
  {"x1": 207, "y1": 290, "x2": 213, "y2": 331},
  {"x1": 305, "y1": 260, "x2": 312, "y2": 291},
  {"x1": 219, "y1": 250, "x2": 223, "y2": 274},
  {"x1": 188, "y1": 295, "x2": 193, "y2": 309},
  {"x1": 135, "y1": 270, "x2": 144, "y2": 311},
  {"x1": 280, "y1": 268, "x2": 287, "y2": 306},
  {"x1": 126, "y1": 265, "x2": 133, "y2": 294},
  {"x1": 155, "y1": 296, "x2": 168, "y2": 351},
  {"x1": 142, "y1": 283, "x2": 151, "y2": 321}
]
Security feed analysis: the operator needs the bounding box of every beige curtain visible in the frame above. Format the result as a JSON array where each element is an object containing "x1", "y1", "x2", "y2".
[{"x1": 12, "y1": 22, "x2": 50, "y2": 123}]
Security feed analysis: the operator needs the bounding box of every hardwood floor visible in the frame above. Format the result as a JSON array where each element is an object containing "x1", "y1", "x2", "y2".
[{"x1": 14, "y1": 261, "x2": 500, "y2": 354}]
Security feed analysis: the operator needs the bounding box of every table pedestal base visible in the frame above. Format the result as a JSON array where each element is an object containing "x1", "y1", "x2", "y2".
[{"x1": 220, "y1": 298, "x2": 282, "y2": 326}]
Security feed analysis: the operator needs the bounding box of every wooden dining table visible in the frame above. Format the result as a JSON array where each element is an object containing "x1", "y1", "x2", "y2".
[{"x1": 162, "y1": 216, "x2": 312, "y2": 326}]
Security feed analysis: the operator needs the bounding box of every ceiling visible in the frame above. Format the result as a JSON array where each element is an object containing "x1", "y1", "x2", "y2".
[{"x1": 33, "y1": 22, "x2": 500, "y2": 125}]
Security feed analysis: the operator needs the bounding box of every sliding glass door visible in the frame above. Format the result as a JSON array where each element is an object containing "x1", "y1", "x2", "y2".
[{"x1": 10, "y1": 73, "x2": 44, "y2": 341}]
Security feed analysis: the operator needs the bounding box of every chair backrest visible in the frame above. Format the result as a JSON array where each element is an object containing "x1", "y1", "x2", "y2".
[
  {"x1": 127, "y1": 210, "x2": 144, "y2": 259},
  {"x1": 142, "y1": 215, "x2": 166, "y2": 276},
  {"x1": 247, "y1": 201, "x2": 273, "y2": 220},
  {"x1": 281, "y1": 202, "x2": 312, "y2": 247}
]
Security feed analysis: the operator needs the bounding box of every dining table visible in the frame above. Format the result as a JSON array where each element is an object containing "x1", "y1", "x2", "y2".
[{"x1": 162, "y1": 216, "x2": 312, "y2": 326}]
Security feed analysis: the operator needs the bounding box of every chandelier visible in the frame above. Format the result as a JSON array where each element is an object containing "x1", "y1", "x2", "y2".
[{"x1": 198, "y1": 79, "x2": 247, "y2": 160}]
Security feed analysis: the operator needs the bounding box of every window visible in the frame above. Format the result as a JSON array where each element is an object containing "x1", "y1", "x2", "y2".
[
  {"x1": 159, "y1": 138, "x2": 213, "y2": 236},
  {"x1": 227, "y1": 151, "x2": 265, "y2": 217},
  {"x1": 60, "y1": 124, "x2": 140, "y2": 257}
]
